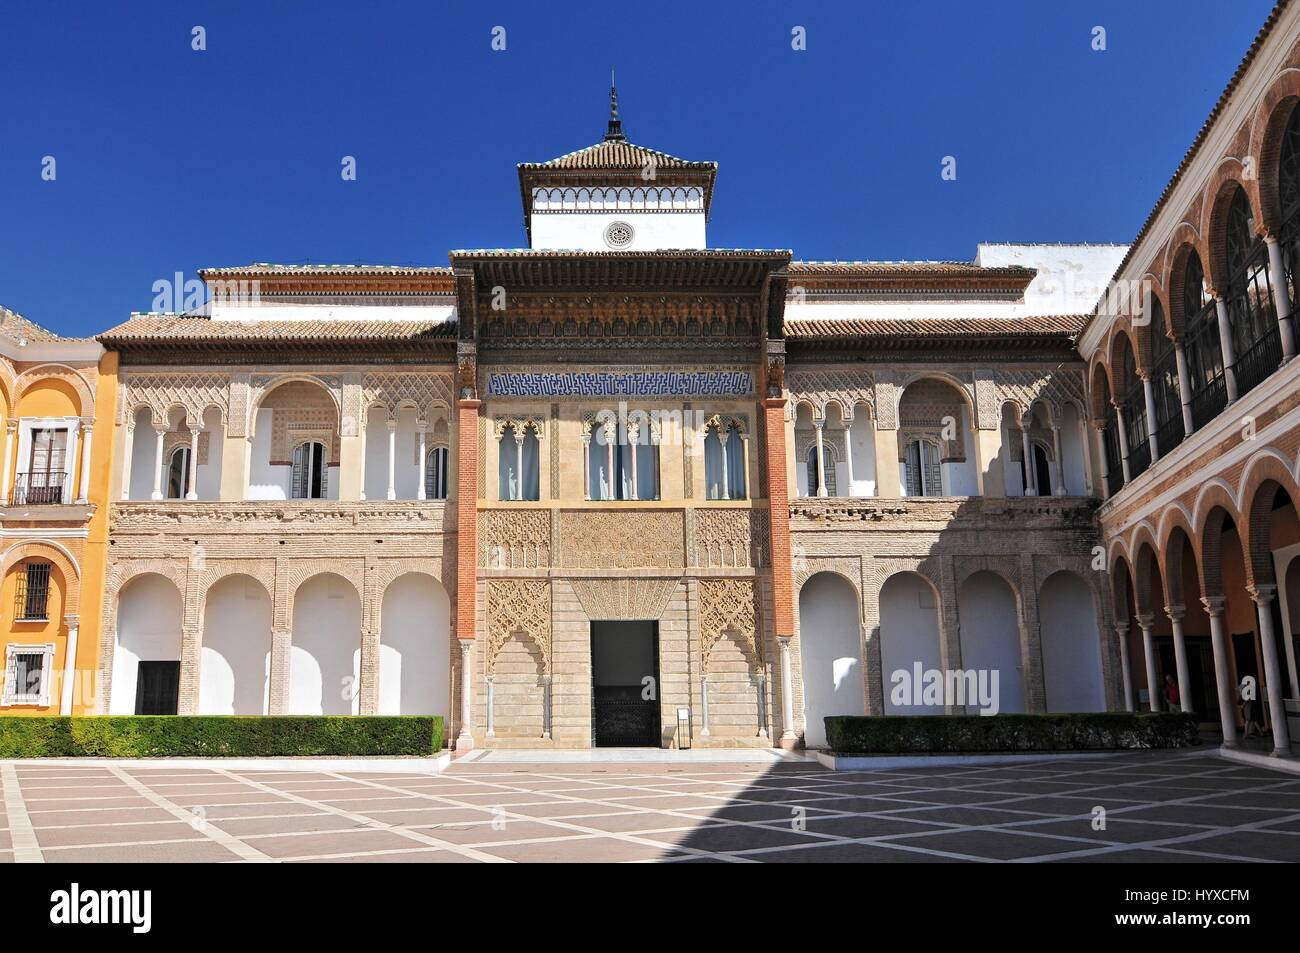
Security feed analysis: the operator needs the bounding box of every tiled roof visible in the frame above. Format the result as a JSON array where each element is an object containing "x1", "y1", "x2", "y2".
[
  {"x1": 0, "y1": 306, "x2": 64, "y2": 342},
  {"x1": 99, "y1": 314, "x2": 457, "y2": 343},
  {"x1": 1101, "y1": 0, "x2": 1290, "y2": 296},
  {"x1": 788, "y1": 261, "x2": 1037, "y2": 278},
  {"x1": 784, "y1": 315, "x2": 1086, "y2": 339},
  {"x1": 519, "y1": 140, "x2": 716, "y2": 172},
  {"x1": 199, "y1": 263, "x2": 452, "y2": 277}
]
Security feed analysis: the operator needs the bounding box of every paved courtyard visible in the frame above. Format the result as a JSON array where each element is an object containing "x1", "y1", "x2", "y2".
[{"x1": 1, "y1": 750, "x2": 1299, "y2": 863}]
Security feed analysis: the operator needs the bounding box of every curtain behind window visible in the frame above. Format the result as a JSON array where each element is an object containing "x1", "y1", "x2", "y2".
[{"x1": 725, "y1": 426, "x2": 745, "y2": 499}]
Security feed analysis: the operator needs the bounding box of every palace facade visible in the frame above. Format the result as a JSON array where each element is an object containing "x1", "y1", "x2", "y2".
[{"x1": 5, "y1": 3, "x2": 1299, "y2": 757}]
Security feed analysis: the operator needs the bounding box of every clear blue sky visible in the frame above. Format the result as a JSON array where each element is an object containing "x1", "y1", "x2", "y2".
[{"x1": 0, "y1": 0, "x2": 1278, "y2": 337}]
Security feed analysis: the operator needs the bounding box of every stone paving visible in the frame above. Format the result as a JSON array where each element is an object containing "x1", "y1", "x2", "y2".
[{"x1": 1, "y1": 750, "x2": 1299, "y2": 862}]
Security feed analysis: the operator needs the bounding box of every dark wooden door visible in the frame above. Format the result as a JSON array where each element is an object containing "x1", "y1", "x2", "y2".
[{"x1": 135, "y1": 661, "x2": 180, "y2": 715}]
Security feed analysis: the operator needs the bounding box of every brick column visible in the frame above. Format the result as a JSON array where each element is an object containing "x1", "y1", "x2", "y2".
[
  {"x1": 762, "y1": 397, "x2": 797, "y2": 747},
  {"x1": 455, "y1": 398, "x2": 480, "y2": 749}
]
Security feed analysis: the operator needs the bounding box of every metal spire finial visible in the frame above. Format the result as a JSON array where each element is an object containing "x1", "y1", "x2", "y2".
[{"x1": 605, "y1": 72, "x2": 626, "y2": 142}]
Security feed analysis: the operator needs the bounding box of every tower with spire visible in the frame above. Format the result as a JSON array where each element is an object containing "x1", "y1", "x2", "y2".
[{"x1": 515, "y1": 83, "x2": 717, "y2": 251}]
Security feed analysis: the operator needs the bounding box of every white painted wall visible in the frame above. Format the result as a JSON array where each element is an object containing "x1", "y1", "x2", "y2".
[
  {"x1": 957, "y1": 571, "x2": 1027, "y2": 713},
  {"x1": 289, "y1": 573, "x2": 361, "y2": 715},
  {"x1": 110, "y1": 574, "x2": 183, "y2": 714},
  {"x1": 845, "y1": 418, "x2": 877, "y2": 497},
  {"x1": 530, "y1": 211, "x2": 706, "y2": 251},
  {"x1": 199, "y1": 575, "x2": 272, "y2": 715},
  {"x1": 1060, "y1": 403, "x2": 1088, "y2": 495},
  {"x1": 1039, "y1": 571, "x2": 1106, "y2": 712},
  {"x1": 210, "y1": 299, "x2": 457, "y2": 323},
  {"x1": 879, "y1": 572, "x2": 944, "y2": 715},
  {"x1": 798, "y1": 573, "x2": 865, "y2": 747},
  {"x1": 247, "y1": 407, "x2": 338, "y2": 501},
  {"x1": 378, "y1": 573, "x2": 451, "y2": 716},
  {"x1": 128, "y1": 408, "x2": 157, "y2": 500}
]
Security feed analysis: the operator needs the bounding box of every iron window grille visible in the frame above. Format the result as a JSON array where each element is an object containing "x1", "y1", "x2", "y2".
[{"x1": 14, "y1": 562, "x2": 51, "y2": 620}]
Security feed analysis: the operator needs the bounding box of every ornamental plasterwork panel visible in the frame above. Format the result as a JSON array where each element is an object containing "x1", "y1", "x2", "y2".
[
  {"x1": 569, "y1": 577, "x2": 679, "y2": 621},
  {"x1": 784, "y1": 367, "x2": 874, "y2": 422},
  {"x1": 973, "y1": 369, "x2": 999, "y2": 431},
  {"x1": 873, "y1": 372, "x2": 899, "y2": 429},
  {"x1": 361, "y1": 373, "x2": 453, "y2": 424},
  {"x1": 701, "y1": 412, "x2": 749, "y2": 437},
  {"x1": 119, "y1": 372, "x2": 230, "y2": 428},
  {"x1": 248, "y1": 374, "x2": 343, "y2": 425},
  {"x1": 995, "y1": 368, "x2": 1086, "y2": 422},
  {"x1": 480, "y1": 508, "x2": 551, "y2": 569},
  {"x1": 109, "y1": 502, "x2": 448, "y2": 534},
  {"x1": 695, "y1": 507, "x2": 768, "y2": 569},
  {"x1": 699, "y1": 578, "x2": 761, "y2": 675},
  {"x1": 486, "y1": 579, "x2": 551, "y2": 675},
  {"x1": 492, "y1": 415, "x2": 545, "y2": 439},
  {"x1": 484, "y1": 366, "x2": 754, "y2": 399},
  {"x1": 793, "y1": 429, "x2": 843, "y2": 466},
  {"x1": 556, "y1": 509, "x2": 685, "y2": 569}
]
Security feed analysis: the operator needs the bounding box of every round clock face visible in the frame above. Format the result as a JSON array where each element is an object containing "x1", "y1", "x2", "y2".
[{"x1": 604, "y1": 221, "x2": 635, "y2": 249}]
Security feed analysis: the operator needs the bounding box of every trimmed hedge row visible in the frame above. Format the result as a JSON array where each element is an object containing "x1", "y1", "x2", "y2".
[
  {"x1": 0, "y1": 716, "x2": 444, "y2": 758},
  {"x1": 824, "y1": 712, "x2": 1199, "y2": 754}
]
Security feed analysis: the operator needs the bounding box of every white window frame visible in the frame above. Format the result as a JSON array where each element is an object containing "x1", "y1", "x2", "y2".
[
  {"x1": 15, "y1": 417, "x2": 80, "y2": 505},
  {"x1": 2, "y1": 642, "x2": 55, "y2": 707}
]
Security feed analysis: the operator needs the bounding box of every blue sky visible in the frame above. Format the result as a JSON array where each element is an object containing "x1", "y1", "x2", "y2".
[{"x1": 0, "y1": 0, "x2": 1277, "y2": 337}]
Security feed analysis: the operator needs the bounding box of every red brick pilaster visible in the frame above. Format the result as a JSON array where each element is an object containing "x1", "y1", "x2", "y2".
[
  {"x1": 456, "y1": 399, "x2": 480, "y2": 643},
  {"x1": 763, "y1": 397, "x2": 794, "y2": 639}
]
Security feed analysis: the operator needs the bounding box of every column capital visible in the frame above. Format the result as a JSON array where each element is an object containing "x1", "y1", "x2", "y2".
[
  {"x1": 1164, "y1": 603, "x2": 1185, "y2": 622},
  {"x1": 1114, "y1": 620, "x2": 1130, "y2": 637},
  {"x1": 1248, "y1": 583, "x2": 1278, "y2": 607},
  {"x1": 458, "y1": 638, "x2": 474, "y2": 654},
  {"x1": 386, "y1": 418, "x2": 398, "y2": 432},
  {"x1": 1200, "y1": 594, "x2": 1226, "y2": 617},
  {"x1": 777, "y1": 635, "x2": 793, "y2": 650},
  {"x1": 62, "y1": 613, "x2": 80, "y2": 626},
  {"x1": 1135, "y1": 612, "x2": 1155, "y2": 629}
]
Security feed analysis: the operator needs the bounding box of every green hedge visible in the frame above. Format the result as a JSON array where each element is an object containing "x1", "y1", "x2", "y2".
[
  {"x1": 823, "y1": 713, "x2": 1199, "y2": 754},
  {"x1": 0, "y1": 716, "x2": 444, "y2": 758}
]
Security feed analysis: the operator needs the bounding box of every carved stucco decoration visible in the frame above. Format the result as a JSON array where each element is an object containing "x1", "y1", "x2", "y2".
[
  {"x1": 557, "y1": 509, "x2": 685, "y2": 569},
  {"x1": 480, "y1": 508, "x2": 551, "y2": 568},
  {"x1": 995, "y1": 367, "x2": 1087, "y2": 423},
  {"x1": 119, "y1": 372, "x2": 231, "y2": 428},
  {"x1": 695, "y1": 508, "x2": 768, "y2": 568},
  {"x1": 569, "y1": 577, "x2": 679, "y2": 621},
  {"x1": 785, "y1": 367, "x2": 875, "y2": 422},
  {"x1": 486, "y1": 579, "x2": 552, "y2": 675},
  {"x1": 361, "y1": 373, "x2": 453, "y2": 424},
  {"x1": 873, "y1": 371, "x2": 899, "y2": 430},
  {"x1": 699, "y1": 578, "x2": 761, "y2": 675}
]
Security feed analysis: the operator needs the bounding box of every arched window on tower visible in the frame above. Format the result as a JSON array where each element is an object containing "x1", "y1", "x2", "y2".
[{"x1": 291, "y1": 441, "x2": 328, "y2": 499}]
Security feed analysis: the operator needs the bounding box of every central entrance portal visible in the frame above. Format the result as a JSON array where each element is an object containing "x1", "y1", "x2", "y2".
[{"x1": 590, "y1": 621, "x2": 660, "y2": 747}]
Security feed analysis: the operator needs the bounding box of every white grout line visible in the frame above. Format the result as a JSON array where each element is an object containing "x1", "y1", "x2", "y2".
[
  {"x1": 105, "y1": 766, "x2": 274, "y2": 863},
  {"x1": 1, "y1": 764, "x2": 43, "y2": 863},
  {"x1": 209, "y1": 768, "x2": 510, "y2": 864}
]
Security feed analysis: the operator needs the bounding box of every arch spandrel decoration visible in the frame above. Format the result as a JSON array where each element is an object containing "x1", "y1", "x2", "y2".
[
  {"x1": 699, "y1": 578, "x2": 761, "y2": 675},
  {"x1": 486, "y1": 579, "x2": 552, "y2": 675},
  {"x1": 995, "y1": 368, "x2": 1086, "y2": 424},
  {"x1": 783, "y1": 368, "x2": 875, "y2": 422},
  {"x1": 118, "y1": 372, "x2": 231, "y2": 428},
  {"x1": 361, "y1": 373, "x2": 454, "y2": 426}
]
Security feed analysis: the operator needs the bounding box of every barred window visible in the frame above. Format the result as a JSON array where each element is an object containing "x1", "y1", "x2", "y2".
[
  {"x1": 15, "y1": 562, "x2": 52, "y2": 620},
  {"x1": 2, "y1": 643, "x2": 54, "y2": 706}
]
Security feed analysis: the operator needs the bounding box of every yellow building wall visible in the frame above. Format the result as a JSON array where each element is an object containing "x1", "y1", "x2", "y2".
[{"x1": 0, "y1": 353, "x2": 116, "y2": 716}]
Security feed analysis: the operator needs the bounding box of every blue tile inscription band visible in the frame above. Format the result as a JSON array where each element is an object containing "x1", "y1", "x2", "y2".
[{"x1": 487, "y1": 370, "x2": 753, "y2": 398}]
